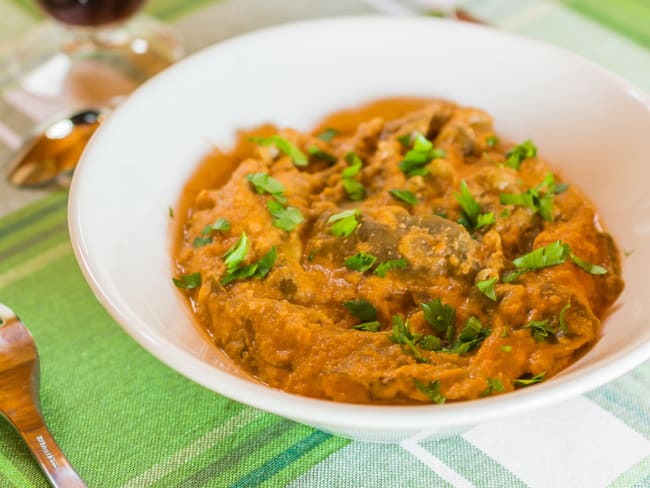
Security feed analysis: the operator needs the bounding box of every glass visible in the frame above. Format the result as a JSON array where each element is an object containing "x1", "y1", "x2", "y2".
[{"x1": 6, "y1": 0, "x2": 184, "y2": 105}]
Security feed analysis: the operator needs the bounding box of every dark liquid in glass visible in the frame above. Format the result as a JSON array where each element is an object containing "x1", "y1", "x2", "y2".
[{"x1": 36, "y1": 0, "x2": 147, "y2": 27}]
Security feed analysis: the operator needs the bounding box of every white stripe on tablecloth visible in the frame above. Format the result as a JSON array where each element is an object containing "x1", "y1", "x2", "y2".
[
  {"x1": 462, "y1": 396, "x2": 650, "y2": 488},
  {"x1": 400, "y1": 437, "x2": 475, "y2": 488},
  {"x1": 121, "y1": 408, "x2": 265, "y2": 488}
]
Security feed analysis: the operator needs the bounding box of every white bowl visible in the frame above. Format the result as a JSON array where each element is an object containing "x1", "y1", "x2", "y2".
[{"x1": 68, "y1": 16, "x2": 650, "y2": 442}]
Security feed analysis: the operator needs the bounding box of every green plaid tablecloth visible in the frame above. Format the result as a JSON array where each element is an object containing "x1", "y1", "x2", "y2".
[{"x1": 1, "y1": 1, "x2": 649, "y2": 487}]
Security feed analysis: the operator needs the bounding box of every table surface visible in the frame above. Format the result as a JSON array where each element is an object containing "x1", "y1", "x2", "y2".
[{"x1": 1, "y1": 1, "x2": 649, "y2": 487}]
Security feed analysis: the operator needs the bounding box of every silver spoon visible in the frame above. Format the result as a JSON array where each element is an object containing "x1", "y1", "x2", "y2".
[
  {"x1": 0, "y1": 303, "x2": 87, "y2": 487},
  {"x1": 5, "y1": 108, "x2": 108, "y2": 188}
]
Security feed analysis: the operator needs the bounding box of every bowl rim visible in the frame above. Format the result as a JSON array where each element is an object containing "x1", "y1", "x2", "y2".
[{"x1": 68, "y1": 15, "x2": 650, "y2": 433}]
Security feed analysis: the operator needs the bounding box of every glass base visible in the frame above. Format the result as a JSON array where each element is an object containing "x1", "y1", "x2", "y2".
[{"x1": 7, "y1": 15, "x2": 184, "y2": 105}]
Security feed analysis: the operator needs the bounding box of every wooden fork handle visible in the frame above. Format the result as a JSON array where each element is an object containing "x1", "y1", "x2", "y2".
[{"x1": 11, "y1": 408, "x2": 87, "y2": 488}]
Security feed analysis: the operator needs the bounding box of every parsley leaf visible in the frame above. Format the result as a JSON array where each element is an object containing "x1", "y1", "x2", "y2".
[
  {"x1": 418, "y1": 335, "x2": 442, "y2": 351},
  {"x1": 505, "y1": 139, "x2": 537, "y2": 170},
  {"x1": 514, "y1": 372, "x2": 546, "y2": 387},
  {"x1": 328, "y1": 209, "x2": 361, "y2": 237},
  {"x1": 374, "y1": 258, "x2": 408, "y2": 277},
  {"x1": 570, "y1": 254, "x2": 607, "y2": 275},
  {"x1": 476, "y1": 277, "x2": 497, "y2": 301},
  {"x1": 342, "y1": 178, "x2": 366, "y2": 201},
  {"x1": 317, "y1": 128, "x2": 338, "y2": 142},
  {"x1": 390, "y1": 315, "x2": 428, "y2": 363},
  {"x1": 486, "y1": 135, "x2": 499, "y2": 147},
  {"x1": 476, "y1": 212, "x2": 496, "y2": 228},
  {"x1": 172, "y1": 272, "x2": 201, "y2": 289},
  {"x1": 223, "y1": 232, "x2": 249, "y2": 272},
  {"x1": 342, "y1": 152, "x2": 363, "y2": 178},
  {"x1": 454, "y1": 180, "x2": 494, "y2": 230},
  {"x1": 221, "y1": 246, "x2": 277, "y2": 285},
  {"x1": 422, "y1": 298, "x2": 455, "y2": 334},
  {"x1": 203, "y1": 217, "x2": 230, "y2": 234},
  {"x1": 500, "y1": 173, "x2": 560, "y2": 221},
  {"x1": 308, "y1": 146, "x2": 337, "y2": 164},
  {"x1": 446, "y1": 316, "x2": 491, "y2": 354},
  {"x1": 267, "y1": 199, "x2": 304, "y2": 231},
  {"x1": 247, "y1": 172, "x2": 286, "y2": 199},
  {"x1": 503, "y1": 240, "x2": 571, "y2": 282},
  {"x1": 344, "y1": 299, "x2": 377, "y2": 322},
  {"x1": 413, "y1": 379, "x2": 446, "y2": 404},
  {"x1": 559, "y1": 302, "x2": 571, "y2": 334},
  {"x1": 344, "y1": 252, "x2": 377, "y2": 272},
  {"x1": 192, "y1": 236, "x2": 213, "y2": 247},
  {"x1": 250, "y1": 135, "x2": 308, "y2": 166},
  {"x1": 480, "y1": 377, "x2": 505, "y2": 397},
  {"x1": 390, "y1": 189, "x2": 418, "y2": 205},
  {"x1": 523, "y1": 320, "x2": 555, "y2": 342},
  {"x1": 352, "y1": 321, "x2": 380, "y2": 332},
  {"x1": 399, "y1": 132, "x2": 446, "y2": 177},
  {"x1": 168, "y1": 207, "x2": 174, "y2": 218}
]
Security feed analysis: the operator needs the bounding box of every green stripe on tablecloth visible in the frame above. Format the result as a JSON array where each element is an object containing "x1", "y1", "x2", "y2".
[
  {"x1": 422, "y1": 436, "x2": 528, "y2": 488},
  {"x1": 586, "y1": 362, "x2": 650, "y2": 437},
  {"x1": 258, "y1": 433, "x2": 350, "y2": 488},
  {"x1": 564, "y1": 0, "x2": 650, "y2": 49},
  {"x1": 0, "y1": 449, "x2": 37, "y2": 488},
  {"x1": 228, "y1": 430, "x2": 333, "y2": 487},
  {"x1": 609, "y1": 454, "x2": 650, "y2": 488},
  {"x1": 0, "y1": 197, "x2": 346, "y2": 486}
]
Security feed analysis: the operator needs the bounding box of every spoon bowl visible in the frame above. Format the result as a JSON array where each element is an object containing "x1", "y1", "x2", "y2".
[
  {"x1": 5, "y1": 108, "x2": 107, "y2": 189},
  {"x1": 0, "y1": 303, "x2": 86, "y2": 487}
]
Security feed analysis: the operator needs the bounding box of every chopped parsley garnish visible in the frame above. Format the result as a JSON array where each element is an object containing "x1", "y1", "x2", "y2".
[
  {"x1": 344, "y1": 299, "x2": 377, "y2": 322},
  {"x1": 445, "y1": 316, "x2": 491, "y2": 354},
  {"x1": 374, "y1": 258, "x2": 408, "y2": 277},
  {"x1": 505, "y1": 139, "x2": 537, "y2": 170},
  {"x1": 476, "y1": 277, "x2": 497, "y2": 301},
  {"x1": 267, "y1": 199, "x2": 304, "y2": 231},
  {"x1": 570, "y1": 254, "x2": 607, "y2": 275},
  {"x1": 342, "y1": 179, "x2": 365, "y2": 201},
  {"x1": 397, "y1": 133, "x2": 412, "y2": 147},
  {"x1": 250, "y1": 135, "x2": 308, "y2": 166},
  {"x1": 399, "y1": 132, "x2": 446, "y2": 177},
  {"x1": 486, "y1": 135, "x2": 499, "y2": 148},
  {"x1": 247, "y1": 172, "x2": 287, "y2": 203},
  {"x1": 223, "y1": 232, "x2": 249, "y2": 272},
  {"x1": 341, "y1": 152, "x2": 366, "y2": 201},
  {"x1": 317, "y1": 128, "x2": 338, "y2": 142},
  {"x1": 307, "y1": 249, "x2": 316, "y2": 261},
  {"x1": 501, "y1": 345, "x2": 512, "y2": 352},
  {"x1": 480, "y1": 377, "x2": 505, "y2": 397},
  {"x1": 503, "y1": 240, "x2": 571, "y2": 282},
  {"x1": 389, "y1": 189, "x2": 418, "y2": 205},
  {"x1": 413, "y1": 379, "x2": 446, "y2": 404},
  {"x1": 390, "y1": 315, "x2": 428, "y2": 363},
  {"x1": 559, "y1": 302, "x2": 571, "y2": 334},
  {"x1": 308, "y1": 146, "x2": 337, "y2": 164},
  {"x1": 168, "y1": 207, "x2": 174, "y2": 218},
  {"x1": 500, "y1": 172, "x2": 564, "y2": 221},
  {"x1": 514, "y1": 372, "x2": 546, "y2": 387},
  {"x1": 172, "y1": 272, "x2": 201, "y2": 289},
  {"x1": 343, "y1": 152, "x2": 363, "y2": 178},
  {"x1": 500, "y1": 208, "x2": 510, "y2": 218},
  {"x1": 352, "y1": 321, "x2": 380, "y2": 332},
  {"x1": 344, "y1": 252, "x2": 377, "y2": 272},
  {"x1": 203, "y1": 217, "x2": 231, "y2": 234},
  {"x1": 221, "y1": 245, "x2": 277, "y2": 285},
  {"x1": 192, "y1": 236, "x2": 213, "y2": 247},
  {"x1": 418, "y1": 335, "x2": 442, "y2": 351},
  {"x1": 422, "y1": 298, "x2": 455, "y2": 334},
  {"x1": 523, "y1": 319, "x2": 556, "y2": 343},
  {"x1": 454, "y1": 180, "x2": 494, "y2": 230},
  {"x1": 328, "y1": 209, "x2": 361, "y2": 237}
]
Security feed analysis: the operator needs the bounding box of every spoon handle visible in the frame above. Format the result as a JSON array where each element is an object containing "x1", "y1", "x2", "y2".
[{"x1": 8, "y1": 404, "x2": 87, "y2": 487}]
